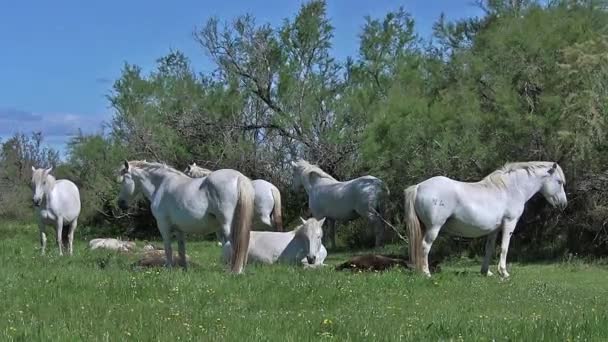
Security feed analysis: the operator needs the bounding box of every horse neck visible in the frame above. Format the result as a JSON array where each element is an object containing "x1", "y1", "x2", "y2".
[
  {"x1": 503, "y1": 169, "x2": 544, "y2": 203},
  {"x1": 307, "y1": 173, "x2": 337, "y2": 190},
  {"x1": 42, "y1": 175, "x2": 57, "y2": 207},
  {"x1": 133, "y1": 169, "x2": 163, "y2": 201}
]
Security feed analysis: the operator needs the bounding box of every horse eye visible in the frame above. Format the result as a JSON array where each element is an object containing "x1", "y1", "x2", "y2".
[{"x1": 557, "y1": 180, "x2": 563, "y2": 185}]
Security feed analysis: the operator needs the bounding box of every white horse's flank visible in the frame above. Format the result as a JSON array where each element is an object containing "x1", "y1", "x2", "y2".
[
  {"x1": 31, "y1": 166, "x2": 81, "y2": 256},
  {"x1": 222, "y1": 217, "x2": 327, "y2": 267},
  {"x1": 117, "y1": 160, "x2": 254, "y2": 273},
  {"x1": 185, "y1": 163, "x2": 284, "y2": 232},
  {"x1": 405, "y1": 161, "x2": 568, "y2": 277},
  {"x1": 291, "y1": 160, "x2": 388, "y2": 248},
  {"x1": 89, "y1": 238, "x2": 136, "y2": 252}
]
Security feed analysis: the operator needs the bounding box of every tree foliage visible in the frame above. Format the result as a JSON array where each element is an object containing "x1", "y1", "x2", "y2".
[{"x1": 2, "y1": 0, "x2": 608, "y2": 256}]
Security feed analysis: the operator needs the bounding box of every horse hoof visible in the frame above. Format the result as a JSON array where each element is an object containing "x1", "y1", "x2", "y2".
[{"x1": 482, "y1": 270, "x2": 494, "y2": 277}]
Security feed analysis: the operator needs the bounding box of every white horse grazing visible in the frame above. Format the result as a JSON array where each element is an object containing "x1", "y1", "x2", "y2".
[
  {"x1": 31, "y1": 166, "x2": 81, "y2": 256},
  {"x1": 185, "y1": 163, "x2": 284, "y2": 232},
  {"x1": 89, "y1": 238, "x2": 136, "y2": 252},
  {"x1": 222, "y1": 217, "x2": 327, "y2": 267},
  {"x1": 117, "y1": 160, "x2": 255, "y2": 273},
  {"x1": 405, "y1": 161, "x2": 568, "y2": 278},
  {"x1": 291, "y1": 159, "x2": 388, "y2": 248}
]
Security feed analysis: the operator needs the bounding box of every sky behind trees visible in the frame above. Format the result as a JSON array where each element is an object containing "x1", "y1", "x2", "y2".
[{"x1": 0, "y1": 0, "x2": 482, "y2": 155}]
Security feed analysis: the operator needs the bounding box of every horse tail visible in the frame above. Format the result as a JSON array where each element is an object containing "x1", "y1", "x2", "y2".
[
  {"x1": 404, "y1": 184, "x2": 424, "y2": 271},
  {"x1": 230, "y1": 175, "x2": 254, "y2": 274},
  {"x1": 270, "y1": 186, "x2": 284, "y2": 232}
]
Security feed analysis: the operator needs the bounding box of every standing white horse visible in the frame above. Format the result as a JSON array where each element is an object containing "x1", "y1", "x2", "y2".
[
  {"x1": 117, "y1": 160, "x2": 254, "y2": 274},
  {"x1": 222, "y1": 217, "x2": 327, "y2": 267},
  {"x1": 405, "y1": 161, "x2": 568, "y2": 277},
  {"x1": 185, "y1": 163, "x2": 284, "y2": 232},
  {"x1": 31, "y1": 166, "x2": 81, "y2": 256},
  {"x1": 291, "y1": 159, "x2": 388, "y2": 248}
]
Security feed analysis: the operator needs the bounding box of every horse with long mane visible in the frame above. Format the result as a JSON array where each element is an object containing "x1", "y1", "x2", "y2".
[
  {"x1": 31, "y1": 166, "x2": 81, "y2": 256},
  {"x1": 185, "y1": 163, "x2": 284, "y2": 232},
  {"x1": 291, "y1": 159, "x2": 388, "y2": 248},
  {"x1": 116, "y1": 160, "x2": 255, "y2": 274},
  {"x1": 221, "y1": 217, "x2": 327, "y2": 267},
  {"x1": 405, "y1": 161, "x2": 568, "y2": 277}
]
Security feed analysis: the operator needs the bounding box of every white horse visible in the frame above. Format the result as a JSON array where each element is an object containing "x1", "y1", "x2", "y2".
[
  {"x1": 291, "y1": 159, "x2": 388, "y2": 248},
  {"x1": 117, "y1": 160, "x2": 255, "y2": 273},
  {"x1": 185, "y1": 163, "x2": 284, "y2": 232},
  {"x1": 222, "y1": 217, "x2": 327, "y2": 267},
  {"x1": 31, "y1": 166, "x2": 81, "y2": 256},
  {"x1": 89, "y1": 238, "x2": 136, "y2": 252},
  {"x1": 405, "y1": 161, "x2": 568, "y2": 278}
]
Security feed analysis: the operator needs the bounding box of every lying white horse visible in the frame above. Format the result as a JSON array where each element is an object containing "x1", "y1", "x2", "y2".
[
  {"x1": 89, "y1": 238, "x2": 136, "y2": 252},
  {"x1": 117, "y1": 160, "x2": 254, "y2": 273},
  {"x1": 31, "y1": 166, "x2": 81, "y2": 256},
  {"x1": 405, "y1": 161, "x2": 568, "y2": 277},
  {"x1": 222, "y1": 217, "x2": 327, "y2": 267},
  {"x1": 185, "y1": 163, "x2": 284, "y2": 232},
  {"x1": 291, "y1": 159, "x2": 388, "y2": 248}
]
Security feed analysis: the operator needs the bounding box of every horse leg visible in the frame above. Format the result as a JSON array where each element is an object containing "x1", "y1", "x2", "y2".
[
  {"x1": 38, "y1": 219, "x2": 47, "y2": 256},
  {"x1": 498, "y1": 219, "x2": 518, "y2": 278},
  {"x1": 157, "y1": 221, "x2": 174, "y2": 268},
  {"x1": 328, "y1": 219, "x2": 337, "y2": 250},
  {"x1": 55, "y1": 218, "x2": 64, "y2": 256},
  {"x1": 215, "y1": 231, "x2": 224, "y2": 247},
  {"x1": 175, "y1": 230, "x2": 187, "y2": 271},
  {"x1": 481, "y1": 230, "x2": 498, "y2": 276},
  {"x1": 67, "y1": 218, "x2": 77, "y2": 256},
  {"x1": 369, "y1": 213, "x2": 385, "y2": 248},
  {"x1": 421, "y1": 225, "x2": 441, "y2": 277}
]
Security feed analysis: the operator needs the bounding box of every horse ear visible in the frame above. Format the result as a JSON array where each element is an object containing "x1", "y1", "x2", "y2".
[
  {"x1": 31, "y1": 166, "x2": 36, "y2": 172},
  {"x1": 192, "y1": 162, "x2": 197, "y2": 167},
  {"x1": 123, "y1": 160, "x2": 130, "y2": 171},
  {"x1": 548, "y1": 162, "x2": 557, "y2": 175},
  {"x1": 45, "y1": 166, "x2": 53, "y2": 175},
  {"x1": 300, "y1": 217, "x2": 307, "y2": 224},
  {"x1": 291, "y1": 161, "x2": 297, "y2": 167},
  {"x1": 318, "y1": 217, "x2": 326, "y2": 226}
]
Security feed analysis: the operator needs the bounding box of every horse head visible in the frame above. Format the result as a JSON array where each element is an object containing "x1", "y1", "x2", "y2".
[
  {"x1": 297, "y1": 216, "x2": 326, "y2": 264},
  {"x1": 31, "y1": 166, "x2": 55, "y2": 207},
  {"x1": 540, "y1": 162, "x2": 568, "y2": 210},
  {"x1": 116, "y1": 160, "x2": 138, "y2": 210}
]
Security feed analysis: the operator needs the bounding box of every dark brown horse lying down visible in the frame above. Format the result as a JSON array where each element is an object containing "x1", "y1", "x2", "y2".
[
  {"x1": 133, "y1": 249, "x2": 192, "y2": 268},
  {"x1": 335, "y1": 254, "x2": 440, "y2": 273}
]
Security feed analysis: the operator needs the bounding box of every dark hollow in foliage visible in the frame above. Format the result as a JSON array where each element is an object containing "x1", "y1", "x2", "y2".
[{"x1": 335, "y1": 254, "x2": 441, "y2": 273}]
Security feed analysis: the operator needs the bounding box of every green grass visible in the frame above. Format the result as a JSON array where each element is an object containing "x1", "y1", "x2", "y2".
[{"x1": 0, "y1": 222, "x2": 607, "y2": 341}]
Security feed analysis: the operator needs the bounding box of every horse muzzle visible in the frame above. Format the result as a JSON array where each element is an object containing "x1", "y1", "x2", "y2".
[
  {"x1": 306, "y1": 256, "x2": 316, "y2": 264},
  {"x1": 32, "y1": 199, "x2": 41, "y2": 207}
]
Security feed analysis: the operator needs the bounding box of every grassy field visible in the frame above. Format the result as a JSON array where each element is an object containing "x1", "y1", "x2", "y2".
[{"x1": 0, "y1": 222, "x2": 607, "y2": 341}]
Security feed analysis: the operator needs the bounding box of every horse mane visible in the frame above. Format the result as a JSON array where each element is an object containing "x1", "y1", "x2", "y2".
[
  {"x1": 294, "y1": 160, "x2": 337, "y2": 189},
  {"x1": 480, "y1": 161, "x2": 565, "y2": 189},
  {"x1": 127, "y1": 160, "x2": 186, "y2": 177}
]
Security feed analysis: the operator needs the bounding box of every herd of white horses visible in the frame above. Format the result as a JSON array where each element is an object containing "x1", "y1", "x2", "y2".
[{"x1": 29, "y1": 159, "x2": 567, "y2": 277}]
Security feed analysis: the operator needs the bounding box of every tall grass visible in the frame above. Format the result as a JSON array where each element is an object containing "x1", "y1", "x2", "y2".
[{"x1": 0, "y1": 222, "x2": 606, "y2": 341}]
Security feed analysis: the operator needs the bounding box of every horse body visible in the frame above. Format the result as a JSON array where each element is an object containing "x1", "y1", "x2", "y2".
[
  {"x1": 405, "y1": 162, "x2": 568, "y2": 277},
  {"x1": 89, "y1": 238, "x2": 136, "y2": 252},
  {"x1": 251, "y1": 179, "x2": 283, "y2": 231},
  {"x1": 118, "y1": 161, "x2": 254, "y2": 274},
  {"x1": 222, "y1": 217, "x2": 327, "y2": 267},
  {"x1": 31, "y1": 167, "x2": 81, "y2": 256},
  {"x1": 291, "y1": 160, "x2": 387, "y2": 248},
  {"x1": 185, "y1": 163, "x2": 284, "y2": 232}
]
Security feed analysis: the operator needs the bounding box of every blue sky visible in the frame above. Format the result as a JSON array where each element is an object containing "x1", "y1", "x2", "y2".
[{"x1": 0, "y1": 0, "x2": 483, "y2": 157}]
